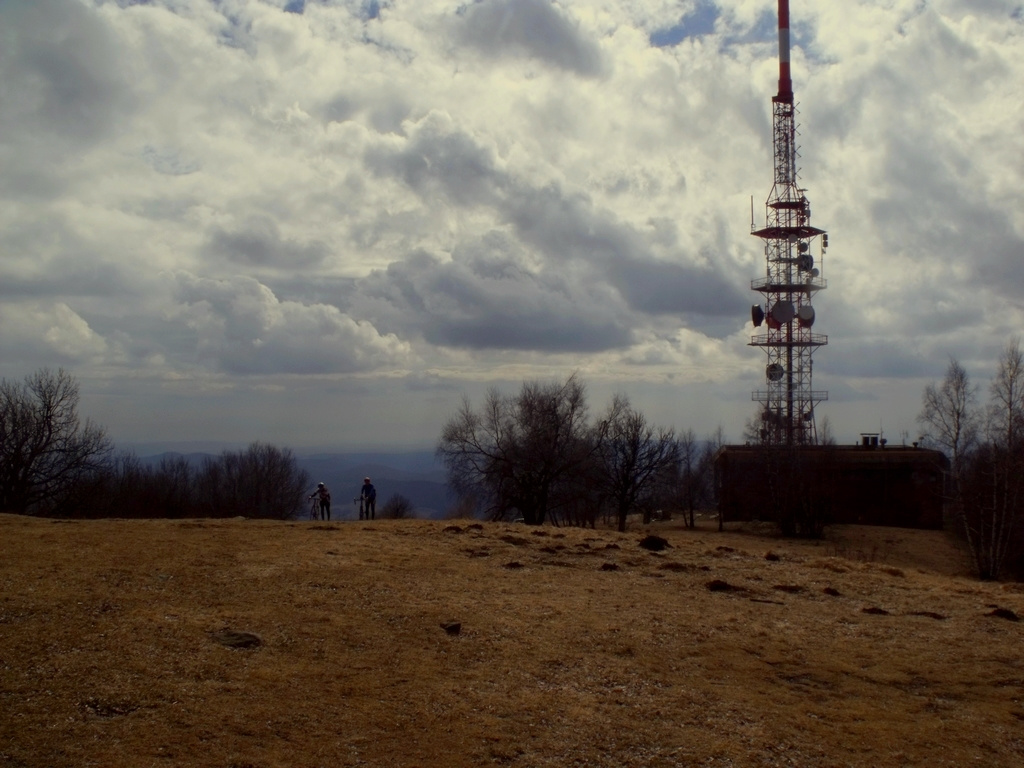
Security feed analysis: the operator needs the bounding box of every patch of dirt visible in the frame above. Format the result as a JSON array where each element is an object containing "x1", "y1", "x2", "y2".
[{"x1": 1, "y1": 514, "x2": 1020, "y2": 768}]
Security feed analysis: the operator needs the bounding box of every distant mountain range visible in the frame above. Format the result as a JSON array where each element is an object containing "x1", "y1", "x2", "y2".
[{"x1": 138, "y1": 450, "x2": 453, "y2": 519}]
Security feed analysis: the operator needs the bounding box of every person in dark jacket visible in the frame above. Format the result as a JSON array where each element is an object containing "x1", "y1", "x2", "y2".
[
  {"x1": 360, "y1": 477, "x2": 376, "y2": 520},
  {"x1": 310, "y1": 482, "x2": 331, "y2": 520}
]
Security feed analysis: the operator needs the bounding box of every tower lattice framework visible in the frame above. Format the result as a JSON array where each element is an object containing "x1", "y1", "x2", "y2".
[{"x1": 749, "y1": 0, "x2": 828, "y2": 446}]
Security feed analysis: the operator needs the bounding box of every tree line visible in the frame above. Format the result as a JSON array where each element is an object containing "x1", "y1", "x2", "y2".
[
  {"x1": 437, "y1": 373, "x2": 720, "y2": 531},
  {"x1": 6, "y1": 366, "x2": 714, "y2": 526},
  {"x1": 917, "y1": 340, "x2": 1024, "y2": 580},
  {"x1": 0, "y1": 368, "x2": 310, "y2": 519}
]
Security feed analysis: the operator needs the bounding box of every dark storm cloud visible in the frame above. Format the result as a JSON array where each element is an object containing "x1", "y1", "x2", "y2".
[
  {"x1": 321, "y1": 95, "x2": 358, "y2": 124},
  {"x1": 974, "y1": 232, "x2": 1024, "y2": 300},
  {"x1": 364, "y1": 116, "x2": 504, "y2": 207},
  {"x1": 0, "y1": 216, "x2": 137, "y2": 299},
  {"x1": 0, "y1": 0, "x2": 134, "y2": 199},
  {"x1": 431, "y1": 312, "x2": 628, "y2": 352},
  {"x1": 453, "y1": 0, "x2": 605, "y2": 77},
  {"x1": 820, "y1": 338, "x2": 934, "y2": 380},
  {"x1": 204, "y1": 217, "x2": 329, "y2": 268},
  {"x1": 0, "y1": 0, "x2": 132, "y2": 145},
  {"x1": 870, "y1": 128, "x2": 1024, "y2": 307},
  {"x1": 357, "y1": 243, "x2": 633, "y2": 353},
  {"x1": 608, "y1": 255, "x2": 748, "y2": 318},
  {"x1": 83, "y1": 311, "x2": 199, "y2": 366},
  {"x1": 263, "y1": 275, "x2": 359, "y2": 309},
  {"x1": 0, "y1": 0, "x2": 132, "y2": 142},
  {"x1": 0, "y1": 261, "x2": 129, "y2": 300},
  {"x1": 497, "y1": 183, "x2": 747, "y2": 331},
  {"x1": 502, "y1": 183, "x2": 626, "y2": 262},
  {"x1": 363, "y1": 116, "x2": 750, "y2": 348}
]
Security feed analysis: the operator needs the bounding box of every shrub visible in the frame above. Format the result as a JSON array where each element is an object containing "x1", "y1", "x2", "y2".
[{"x1": 380, "y1": 493, "x2": 415, "y2": 520}]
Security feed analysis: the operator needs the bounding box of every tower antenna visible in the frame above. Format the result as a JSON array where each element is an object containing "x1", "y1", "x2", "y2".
[{"x1": 748, "y1": 0, "x2": 829, "y2": 446}]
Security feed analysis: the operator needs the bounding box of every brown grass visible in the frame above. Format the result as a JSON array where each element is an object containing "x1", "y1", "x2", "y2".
[{"x1": 2, "y1": 513, "x2": 1023, "y2": 767}]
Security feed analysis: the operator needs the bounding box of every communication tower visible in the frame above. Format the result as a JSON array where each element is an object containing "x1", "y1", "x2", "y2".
[{"x1": 749, "y1": 0, "x2": 829, "y2": 445}]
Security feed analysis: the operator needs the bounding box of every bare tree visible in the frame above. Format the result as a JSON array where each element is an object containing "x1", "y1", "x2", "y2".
[
  {"x1": 675, "y1": 428, "x2": 701, "y2": 529},
  {"x1": 917, "y1": 357, "x2": 979, "y2": 479},
  {"x1": 0, "y1": 368, "x2": 112, "y2": 515},
  {"x1": 959, "y1": 443, "x2": 1022, "y2": 579},
  {"x1": 742, "y1": 414, "x2": 763, "y2": 445},
  {"x1": 917, "y1": 352, "x2": 1024, "y2": 579},
  {"x1": 154, "y1": 454, "x2": 199, "y2": 517},
  {"x1": 596, "y1": 395, "x2": 678, "y2": 533},
  {"x1": 60, "y1": 444, "x2": 306, "y2": 520},
  {"x1": 698, "y1": 426, "x2": 725, "y2": 531},
  {"x1": 987, "y1": 338, "x2": 1024, "y2": 449},
  {"x1": 961, "y1": 340, "x2": 1024, "y2": 579},
  {"x1": 443, "y1": 494, "x2": 479, "y2": 520},
  {"x1": 60, "y1": 451, "x2": 152, "y2": 519},
  {"x1": 437, "y1": 373, "x2": 593, "y2": 525},
  {"x1": 195, "y1": 442, "x2": 310, "y2": 519},
  {"x1": 818, "y1": 415, "x2": 836, "y2": 446}
]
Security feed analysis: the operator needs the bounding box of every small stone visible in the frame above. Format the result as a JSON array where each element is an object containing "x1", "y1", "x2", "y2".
[
  {"x1": 440, "y1": 621, "x2": 462, "y2": 635},
  {"x1": 706, "y1": 579, "x2": 736, "y2": 592},
  {"x1": 987, "y1": 607, "x2": 1020, "y2": 622},
  {"x1": 639, "y1": 535, "x2": 670, "y2": 552},
  {"x1": 862, "y1": 606, "x2": 890, "y2": 616},
  {"x1": 210, "y1": 629, "x2": 263, "y2": 649}
]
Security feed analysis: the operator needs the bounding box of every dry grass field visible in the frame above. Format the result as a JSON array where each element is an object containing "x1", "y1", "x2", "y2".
[{"x1": 2, "y1": 513, "x2": 1023, "y2": 768}]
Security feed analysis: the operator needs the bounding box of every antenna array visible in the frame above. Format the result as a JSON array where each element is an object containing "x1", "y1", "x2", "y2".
[{"x1": 748, "y1": 0, "x2": 829, "y2": 445}]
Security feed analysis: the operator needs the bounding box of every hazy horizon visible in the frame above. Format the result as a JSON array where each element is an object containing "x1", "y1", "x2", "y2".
[{"x1": 118, "y1": 439, "x2": 442, "y2": 457}]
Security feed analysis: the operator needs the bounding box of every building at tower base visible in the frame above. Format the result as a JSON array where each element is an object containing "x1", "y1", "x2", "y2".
[{"x1": 715, "y1": 444, "x2": 949, "y2": 530}]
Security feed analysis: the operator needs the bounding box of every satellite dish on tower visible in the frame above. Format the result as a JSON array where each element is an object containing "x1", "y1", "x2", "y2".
[
  {"x1": 797, "y1": 305, "x2": 815, "y2": 327},
  {"x1": 771, "y1": 300, "x2": 795, "y2": 324},
  {"x1": 751, "y1": 305, "x2": 764, "y2": 327},
  {"x1": 766, "y1": 363, "x2": 785, "y2": 382}
]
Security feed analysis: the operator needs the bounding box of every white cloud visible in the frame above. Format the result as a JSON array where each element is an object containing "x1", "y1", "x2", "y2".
[
  {"x1": 0, "y1": 302, "x2": 112, "y2": 366},
  {"x1": 174, "y1": 273, "x2": 411, "y2": 373}
]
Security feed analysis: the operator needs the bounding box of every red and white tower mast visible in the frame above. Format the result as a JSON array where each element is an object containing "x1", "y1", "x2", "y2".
[{"x1": 749, "y1": 0, "x2": 828, "y2": 445}]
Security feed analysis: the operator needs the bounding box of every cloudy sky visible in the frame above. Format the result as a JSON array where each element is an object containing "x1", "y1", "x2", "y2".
[{"x1": 1, "y1": 0, "x2": 1022, "y2": 452}]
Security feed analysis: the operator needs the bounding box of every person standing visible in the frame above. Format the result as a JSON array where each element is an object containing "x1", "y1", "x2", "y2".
[
  {"x1": 360, "y1": 477, "x2": 376, "y2": 520},
  {"x1": 311, "y1": 482, "x2": 331, "y2": 521}
]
